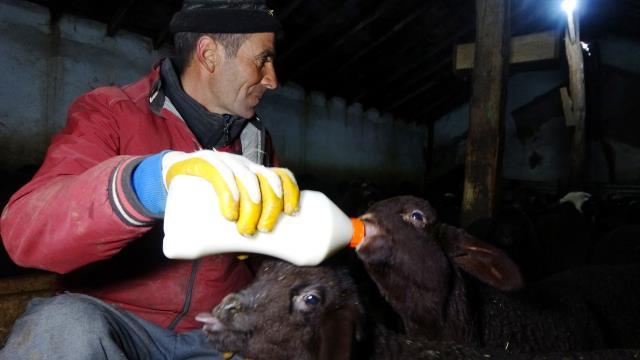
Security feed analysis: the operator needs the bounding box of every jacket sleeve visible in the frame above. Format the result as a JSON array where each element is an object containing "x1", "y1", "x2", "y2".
[{"x1": 0, "y1": 89, "x2": 156, "y2": 274}]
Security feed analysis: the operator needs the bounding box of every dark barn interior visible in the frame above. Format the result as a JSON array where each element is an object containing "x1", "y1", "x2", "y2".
[{"x1": 1, "y1": 0, "x2": 640, "y2": 356}]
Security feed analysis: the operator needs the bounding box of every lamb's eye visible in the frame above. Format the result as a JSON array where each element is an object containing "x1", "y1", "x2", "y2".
[
  {"x1": 304, "y1": 294, "x2": 320, "y2": 306},
  {"x1": 411, "y1": 211, "x2": 424, "y2": 222},
  {"x1": 224, "y1": 303, "x2": 241, "y2": 315}
]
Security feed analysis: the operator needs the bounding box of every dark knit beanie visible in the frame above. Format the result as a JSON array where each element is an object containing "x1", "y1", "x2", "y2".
[{"x1": 169, "y1": 0, "x2": 281, "y2": 34}]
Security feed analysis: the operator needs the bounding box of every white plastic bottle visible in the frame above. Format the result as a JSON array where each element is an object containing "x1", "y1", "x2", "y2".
[{"x1": 163, "y1": 175, "x2": 365, "y2": 266}]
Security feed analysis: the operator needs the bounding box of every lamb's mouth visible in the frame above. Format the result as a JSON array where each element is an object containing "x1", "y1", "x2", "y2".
[
  {"x1": 196, "y1": 313, "x2": 250, "y2": 337},
  {"x1": 195, "y1": 314, "x2": 224, "y2": 333},
  {"x1": 356, "y1": 214, "x2": 381, "y2": 251},
  {"x1": 200, "y1": 325, "x2": 250, "y2": 355}
]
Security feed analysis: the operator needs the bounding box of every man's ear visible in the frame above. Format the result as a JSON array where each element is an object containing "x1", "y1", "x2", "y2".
[{"x1": 195, "y1": 35, "x2": 218, "y2": 73}]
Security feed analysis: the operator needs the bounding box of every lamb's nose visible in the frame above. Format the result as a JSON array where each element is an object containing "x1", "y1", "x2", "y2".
[{"x1": 195, "y1": 312, "x2": 224, "y2": 332}]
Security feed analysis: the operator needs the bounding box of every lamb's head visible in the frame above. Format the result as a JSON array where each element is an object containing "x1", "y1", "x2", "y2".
[
  {"x1": 196, "y1": 260, "x2": 362, "y2": 360},
  {"x1": 355, "y1": 196, "x2": 448, "y2": 297},
  {"x1": 355, "y1": 196, "x2": 523, "y2": 338}
]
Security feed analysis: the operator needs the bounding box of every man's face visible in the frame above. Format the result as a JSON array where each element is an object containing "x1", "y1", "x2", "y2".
[{"x1": 210, "y1": 32, "x2": 278, "y2": 118}]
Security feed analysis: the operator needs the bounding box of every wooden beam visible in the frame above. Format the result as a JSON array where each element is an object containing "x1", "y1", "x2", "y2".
[
  {"x1": 461, "y1": 0, "x2": 511, "y2": 227},
  {"x1": 415, "y1": 90, "x2": 469, "y2": 124},
  {"x1": 381, "y1": 27, "x2": 470, "y2": 87},
  {"x1": 388, "y1": 79, "x2": 439, "y2": 111},
  {"x1": 334, "y1": 4, "x2": 432, "y2": 75},
  {"x1": 286, "y1": 0, "x2": 401, "y2": 80},
  {"x1": 364, "y1": 0, "x2": 535, "y2": 94},
  {"x1": 355, "y1": 0, "x2": 544, "y2": 103},
  {"x1": 386, "y1": 71, "x2": 456, "y2": 112},
  {"x1": 354, "y1": 48, "x2": 452, "y2": 103},
  {"x1": 564, "y1": 11, "x2": 587, "y2": 186},
  {"x1": 454, "y1": 30, "x2": 559, "y2": 71},
  {"x1": 277, "y1": 0, "x2": 305, "y2": 21},
  {"x1": 378, "y1": 57, "x2": 452, "y2": 107},
  {"x1": 559, "y1": 87, "x2": 575, "y2": 127},
  {"x1": 278, "y1": 2, "x2": 357, "y2": 62}
]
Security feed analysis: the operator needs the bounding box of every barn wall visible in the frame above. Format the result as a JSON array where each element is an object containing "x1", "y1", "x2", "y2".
[
  {"x1": 0, "y1": 0, "x2": 426, "y2": 195},
  {"x1": 0, "y1": 0, "x2": 166, "y2": 170},
  {"x1": 430, "y1": 34, "x2": 640, "y2": 186}
]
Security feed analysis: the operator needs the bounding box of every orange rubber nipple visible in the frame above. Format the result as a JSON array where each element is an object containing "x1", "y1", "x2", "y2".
[{"x1": 349, "y1": 218, "x2": 365, "y2": 248}]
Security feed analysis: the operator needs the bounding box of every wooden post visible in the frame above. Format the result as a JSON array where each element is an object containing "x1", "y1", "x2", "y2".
[
  {"x1": 454, "y1": 30, "x2": 560, "y2": 71},
  {"x1": 461, "y1": 0, "x2": 510, "y2": 227},
  {"x1": 564, "y1": 9, "x2": 587, "y2": 186}
]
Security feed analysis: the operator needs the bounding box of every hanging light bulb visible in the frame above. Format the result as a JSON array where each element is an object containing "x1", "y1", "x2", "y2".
[{"x1": 562, "y1": 0, "x2": 577, "y2": 15}]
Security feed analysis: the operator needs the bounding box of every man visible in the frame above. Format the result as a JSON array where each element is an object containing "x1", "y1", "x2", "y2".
[{"x1": 0, "y1": 1, "x2": 296, "y2": 358}]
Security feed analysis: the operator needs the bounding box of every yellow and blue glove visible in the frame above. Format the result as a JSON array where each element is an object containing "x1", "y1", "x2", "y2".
[{"x1": 132, "y1": 150, "x2": 299, "y2": 235}]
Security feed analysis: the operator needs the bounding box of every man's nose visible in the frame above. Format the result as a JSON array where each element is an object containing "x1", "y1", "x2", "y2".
[{"x1": 261, "y1": 63, "x2": 278, "y2": 90}]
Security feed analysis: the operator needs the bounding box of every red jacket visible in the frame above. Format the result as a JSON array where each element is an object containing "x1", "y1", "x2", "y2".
[{"x1": 0, "y1": 62, "x2": 278, "y2": 332}]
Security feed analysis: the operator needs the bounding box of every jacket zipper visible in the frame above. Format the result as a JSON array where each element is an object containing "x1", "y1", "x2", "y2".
[
  {"x1": 167, "y1": 259, "x2": 201, "y2": 331},
  {"x1": 223, "y1": 114, "x2": 234, "y2": 145}
]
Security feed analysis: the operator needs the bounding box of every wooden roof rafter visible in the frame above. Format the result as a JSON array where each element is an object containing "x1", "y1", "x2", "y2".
[
  {"x1": 285, "y1": 0, "x2": 406, "y2": 80},
  {"x1": 333, "y1": 3, "x2": 433, "y2": 75}
]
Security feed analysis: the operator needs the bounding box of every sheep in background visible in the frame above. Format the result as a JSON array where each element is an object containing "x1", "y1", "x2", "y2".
[
  {"x1": 558, "y1": 191, "x2": 593, "y2": 213},
  {"x1": 465, "y1": 203, "x2": 543, "y2": 282},
  {"x1": 591, "y1": 225, "x2": 640, "y2": 265},
  {"x1": 466, "y1": 191, "x2": 599, "y2": 283},
  {"x1": 355, "y1": 196, "x2": 640, "y2": 354},
  {"x1": 194, "y1": 258, "x2": 640, "y2": 360},
  {"x1": 533, "y1": 191, "x2": 597, "y2": 277}
]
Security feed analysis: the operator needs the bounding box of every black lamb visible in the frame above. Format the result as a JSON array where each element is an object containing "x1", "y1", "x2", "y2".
[
  {"x1": 194, "y1": 259, "x2": 500, "y2": 360},
  {"x1": 355, "y1": 195, "x2": 640, "y2": 354}
]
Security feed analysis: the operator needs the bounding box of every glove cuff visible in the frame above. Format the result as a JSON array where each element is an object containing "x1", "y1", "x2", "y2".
[{"x1": 132, "y1": 151, "x2": 171, "y2": 216}]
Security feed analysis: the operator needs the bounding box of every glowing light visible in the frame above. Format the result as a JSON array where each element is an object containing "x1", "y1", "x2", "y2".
[
  {"x1": 562, "y1": 0, "x2": 577, "y2": 14},
  {"x1": 581, "y1": 41, "x2": 591, "y2": 56}
]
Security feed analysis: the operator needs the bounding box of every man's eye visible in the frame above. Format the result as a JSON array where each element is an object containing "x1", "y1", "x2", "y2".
[{"x1": 258, "y1": 57, "x2": 272, "y2": 68}]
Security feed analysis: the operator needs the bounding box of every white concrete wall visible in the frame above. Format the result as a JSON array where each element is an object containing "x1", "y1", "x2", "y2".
[
  {"x1": 0, "y1": 0, "x2": 427, "y2": 190},
  {"x1": 259, "y1": 88, "x2": 424, "y2": 185},
  {"x1": 0, "y1": 0, "x2": 166, "y2": 168}
]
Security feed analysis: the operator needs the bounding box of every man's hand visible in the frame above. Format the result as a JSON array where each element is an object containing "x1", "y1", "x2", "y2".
[
  {"x1": 132, "y1": 150, "x2": 299, "y2": 236},
  {"x1": 163, "y1": 151, "x2": 298, "y2": 235}
]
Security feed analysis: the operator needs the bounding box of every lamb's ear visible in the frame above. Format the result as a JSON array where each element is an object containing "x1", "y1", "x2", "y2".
[
  {"x1": 439, "y1": 224, "x2": 524, "y2": 291},
  {"x1": 319, "y1": 304, "x2": 362, "y2": 360}
]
